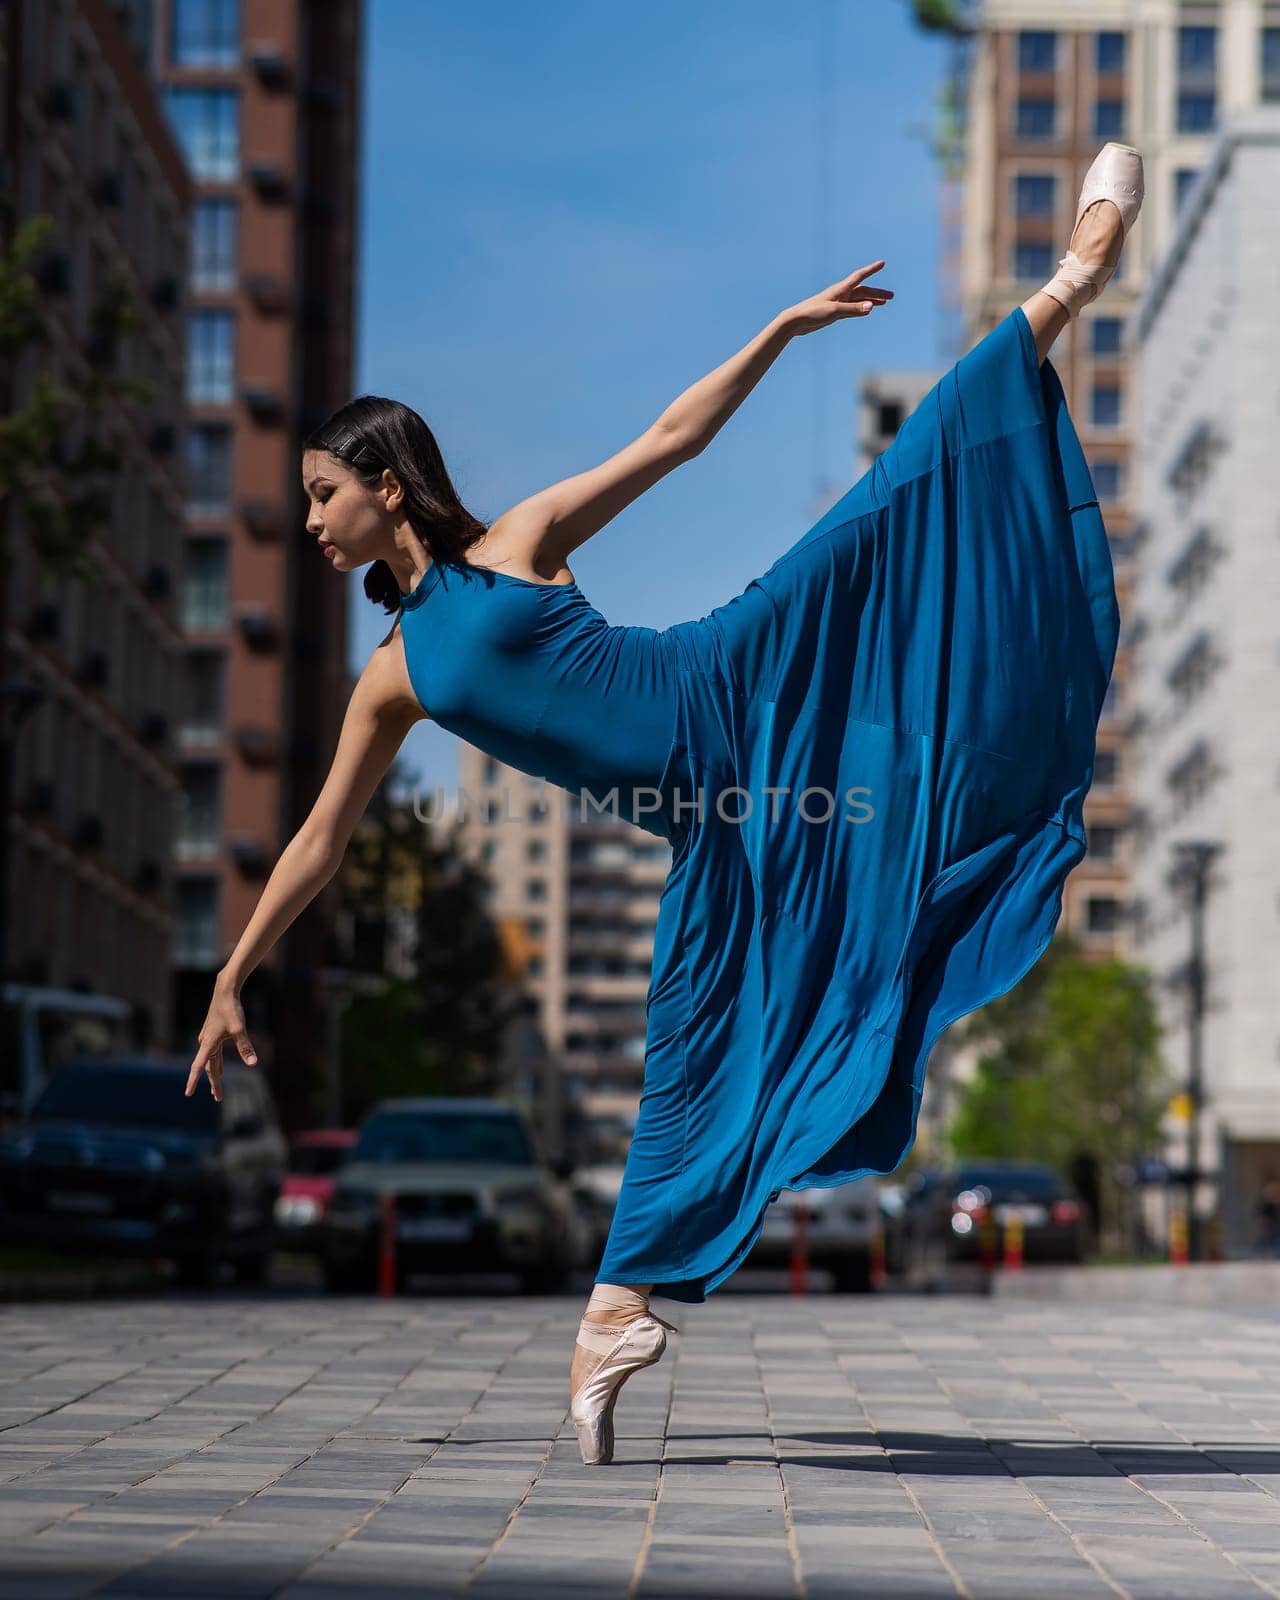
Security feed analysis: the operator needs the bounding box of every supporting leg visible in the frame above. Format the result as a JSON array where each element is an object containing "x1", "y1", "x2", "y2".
[{"x1": 570, "y1": 1282, "x2": 654, "y2": 1404}]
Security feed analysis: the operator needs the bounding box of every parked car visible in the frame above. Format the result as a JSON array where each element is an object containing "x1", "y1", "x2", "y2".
[
  {"x1": 0, "y1": 1055, "x2": 287, "y2": 1287},
  {"x1": 319, "y1": 1097, "x2": 587, "y2": 1294},
  {"x1": 569, "y1": 1163, "x2": 626, "y2": 1265},
  {"x1": 890, "y1": 1160, "x2": 1088, "y2": 1286},
  {"x1": 274, "y1": 1128, "x2": 359, "y2": 1252},
  {"x1": 747, "y1": 1175, "x2": 883, "y2": 1292}
]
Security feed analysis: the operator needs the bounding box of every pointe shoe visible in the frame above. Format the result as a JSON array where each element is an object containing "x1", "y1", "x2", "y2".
[
  {"x1": 570, "y1": 1310, "x2": 679, "y2": 1465},
  {"x1": 1041, "y1": 142, "x2": 1144, "y2": 319}
]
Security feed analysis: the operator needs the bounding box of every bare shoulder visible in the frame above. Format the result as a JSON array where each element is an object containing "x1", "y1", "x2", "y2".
[
  {"x1": 363, "y1": 615, "x2": 430, "y2": 722},
  {"x1": 468, "y1": 513, "x2": 575, "y2": 585}
]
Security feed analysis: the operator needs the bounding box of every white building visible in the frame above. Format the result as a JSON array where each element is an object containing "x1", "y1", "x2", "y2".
[{"x1": 1129, "y1": 107, "x2": 1280, "y2": 1255}]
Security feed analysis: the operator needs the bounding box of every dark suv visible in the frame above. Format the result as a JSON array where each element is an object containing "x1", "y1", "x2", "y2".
[{"x1": 0, "y1": 1056, "x2": 287, "y2": 1287}]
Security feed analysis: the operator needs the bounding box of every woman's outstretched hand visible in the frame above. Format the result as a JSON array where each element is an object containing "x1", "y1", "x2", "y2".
[
  {"x1": 186, "y1": 977, "x2": 258, "y2": 1102},
  {"x1": 784, "y1": 261, "x2": 893, "y2": 335}
]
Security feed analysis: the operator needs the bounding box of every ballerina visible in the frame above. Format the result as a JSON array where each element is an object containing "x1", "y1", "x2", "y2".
[{"x1": 184, "y1": 143, "x2": 1143, "y2": 1466}]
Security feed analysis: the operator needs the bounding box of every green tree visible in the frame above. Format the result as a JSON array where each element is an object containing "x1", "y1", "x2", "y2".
[
  {"x1": 946, "y1": 933, "x2": 1167, "y2": 1250},
  {"x1": 336, "y1": 776, "x2": 524, "y2": 1124},
  {"x1": 0, "y1": 207, "x2": 159, "y2": 582}
]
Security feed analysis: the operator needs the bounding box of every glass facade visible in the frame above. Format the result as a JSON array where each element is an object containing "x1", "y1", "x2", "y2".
[
  {"x1": 191, "y1": 199, "x2": 237, "y2": 290},
  {"x1": 170, "y1": 0, "x2": 240, "y2": 69},
  {"x1": 161, "y1": 86, "x2": 239, "y2": 180},
  {"x1": 187, "y1": 309, "x2": 235, "y2": 403}
]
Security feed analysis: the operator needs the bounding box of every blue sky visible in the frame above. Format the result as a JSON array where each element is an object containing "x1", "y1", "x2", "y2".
[{"x1": 350, "y1": 0, "x2": 950, "y2": 791}]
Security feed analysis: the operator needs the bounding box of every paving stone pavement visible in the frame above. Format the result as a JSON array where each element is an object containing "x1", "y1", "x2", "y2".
[{"x1": 2, "y1": 1290, "x2": 1280, "y2": 1599}]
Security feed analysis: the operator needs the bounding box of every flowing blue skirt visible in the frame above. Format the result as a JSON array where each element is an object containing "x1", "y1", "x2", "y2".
[{"x1": 594, "y1": 305, "x2": 1119, "y2": 1303}]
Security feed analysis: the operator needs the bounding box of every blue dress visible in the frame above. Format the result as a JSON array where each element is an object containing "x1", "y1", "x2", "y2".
[{"x1": 397, "y1": 305, "x2": 1118, "y2": 1304}]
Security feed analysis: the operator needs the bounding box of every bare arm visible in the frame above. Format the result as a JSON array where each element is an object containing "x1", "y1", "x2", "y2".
[
  {"x1": 498, "y1": 262, "x2": 892, "y2": 566},
  {"x1": 186, "y1": 635, "x2": 422, "y2": 1099}
]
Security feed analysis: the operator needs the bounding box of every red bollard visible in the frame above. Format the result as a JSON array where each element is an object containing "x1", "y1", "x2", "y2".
[
  {"x1": 869, "y1": 1222, "x2": 887, "y2": 1290},
  {"x1": 788, "y1": 1197, "x2": 809, "y2": 1295},
  {"x1": 1169, "y1": 1204, "x2": 1189, "y2": 1265},
  {"x1": 1003, "y1": 1212, "x2": 1024, "y2": 1272},
  {"x1": 378, "y1": 1192, "x2": 397, "y2": 1295}
]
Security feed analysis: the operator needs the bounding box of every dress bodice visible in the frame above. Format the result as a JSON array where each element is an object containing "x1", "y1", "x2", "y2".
[{"x1": 397, "y1": 559, "x2": 683, "y2": 837}]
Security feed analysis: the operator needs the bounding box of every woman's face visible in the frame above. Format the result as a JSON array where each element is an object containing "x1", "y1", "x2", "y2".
[{"x1": 301, "y1": 448, "x2": 400, "y2": 571}]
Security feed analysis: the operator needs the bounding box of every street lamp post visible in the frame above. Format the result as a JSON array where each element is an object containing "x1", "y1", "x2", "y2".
[{"x1": 1167, "y1": 839, "x2": 1223, "y2": 1263}]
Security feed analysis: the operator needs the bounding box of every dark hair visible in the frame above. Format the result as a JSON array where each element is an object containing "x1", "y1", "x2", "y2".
[{"x1": 302, "y1": 395, "x2": 489, "y2": 614}]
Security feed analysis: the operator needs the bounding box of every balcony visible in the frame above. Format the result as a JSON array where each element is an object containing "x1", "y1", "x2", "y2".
[
  {"x1": 138, "y1": 711, "x2": 168, "y2": 748},
  {"x1": 151, "y1": 274, "x2": 182, "y2": 311},
  {"x1": 241, "y1": 499, "x2": 287, "y2": 541},
  {"x1": 233, "y1": 724, "x2": 281, "y2": 765},
  {"x1": 249, "y1": 43, "x2": 291, "y2": 88},
  {"x1": 134, "y1": 860, "x2": 164, "y2": 894},
  {"x1": 246, "y1": 273, "x2": 291, "y2": 314},
  {"x1": 91, "y1": 171, "x2": 124, "y2": 208},
  {"x1": 247, "y1": 161, "x2": 291, "y2": 201},
  {"x1": 242, "y1": 384, "x2": 284, "y2": 424},
  {"x1": 230, "y1": 835, "x2": 271, "y2": 876},
  {"x1": 35, "y1": 252, "x2": 71, "y2": 294},
  {"x1": 76, "y1": 650, "x2": 110, "y2": 689},
  {"x1": 143, "y1": 563, "x2": 172, "y2": 600},
  {"x1": 235, "y1": 606, "x2": 280, "y2": 651},
  {"x1": 41, "y1": 82, "x2": 78, "y2": 122},
  {"x1": 148, "y1": 422, "x2": 176, "y2": 456}
]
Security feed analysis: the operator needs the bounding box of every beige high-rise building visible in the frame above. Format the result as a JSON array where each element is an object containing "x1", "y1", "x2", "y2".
[
  {"x1": 453, "y1": 746, "x2": 672, "y2": 1164},
  {"x1": 958, "y1": 2, "x2": 1280, "y2": 955}
]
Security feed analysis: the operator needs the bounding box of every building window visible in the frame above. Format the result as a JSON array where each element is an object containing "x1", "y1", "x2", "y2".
[
  {"x1": 526, "y1": 877, "x2": 546, "y2": 901},
  {"x1": 1085, "y1": 895, "x2": 1121, "y2": 935},
  {"x1": 161, "y1": 87, "x2": 239, "y2": 180},
  {"x1": 483, "y1": 755, "x2": 498, "y2": 782},
  {"x1": 1091, "y1": 316, "x2": 1123, "y2": 357},
  {"x1": 176, "y1": 877, "x2": 220, "y2": 965},
  {"x1": 1177, "y1": 93, "x2": 1216, "y2": 133},
  {"x1": 526, "y1": 917, "x2": 545, "y2": 938},
  {"x1": 170, "y1": 0, "x2": 240, "y2": 68},
  {"x1": 177, "y1": 765, "x2": 222, "y2": 856},
  {"x1": 1174, "y1": 168, "x2": 1201, "y2": 214},
  {"x1": 1090, "y1": 458, "x2": 1123, "y2": 502},
  {"x1": 1093, "y1": 748, "x2": 1119, "y2": 788},
  {"x1": 1013, "y1": 173, "x2": 1054, "y2": 216},
  {"x1": 1013, "y1": 241, "x2": 1054, "y2": 281},
  {"x1": 1096, "y1": 31, "x2": 1126, "y2": 74},
  {"x1": 186, "y1": 422, "x2": 233, "y2": 513},
  {"x1": 1094, "y1": 98, "x2": 1125, "y2": 138},
  {"x1": 191, "y1": 199, "x2": 237, "y2": 290},
  {"x1": 183, "y1": 538, "x2": 228, "y2": 629},
  {"x1": 526, "y1": 839, "x2": 546, "y2": 861},
  {"x1": 1178, "y1": 24, "x2": 1217, "y2": 80},
  {"x1": 1263, "y1": 28, "x2": 1280, "y2": 103},
  {"x1": 1015, "y1": 97, "x2": 1056, "y2": 139},
  {"x1": 1017, "y1": 31, "x2": 1056, "y2": 73},
  {"x1": 181, "y1": 650, "x2": 225, "y2": 742},
  {"x1": 1087, "y1": 824, "x2": 1119, "y2": 861},
  {"x1": 187, "y1": 309, "x2": 235, "y2": 403},
  {"x1": 1091, "y1": 383, "x2": 1121, "y2": 428}
]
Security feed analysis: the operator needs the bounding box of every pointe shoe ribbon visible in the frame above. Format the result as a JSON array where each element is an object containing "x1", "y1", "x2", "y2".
[
  {"x1": 1041, "y1": 141, "x2": 1144, "y2": 319},
  {"x1": 570, "y1": 1311, "x2": 677, "y2": 1466}
]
